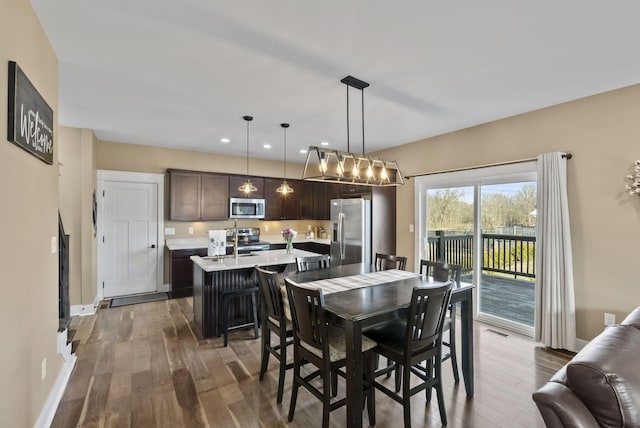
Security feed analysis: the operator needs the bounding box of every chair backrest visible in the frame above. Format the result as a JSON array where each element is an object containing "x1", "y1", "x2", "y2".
[
  {"x1": 284, "y1": 278, "x2": 328, "y2": 352},
  {"x1": 406, "y1": 282, "x2": 453, "y2": 352},
  {"x1": 375, "y1": 253, "x2": 408, "y2": 271},
  {"x1": 419, "y1": 260, "x2": 462, "y2": 286},
  {"x1": 256, "y1": 266, "x2": 285, "y2": 321},
  {"x1": 295, "y1": 254, "x2": 330, "y2": 272}
]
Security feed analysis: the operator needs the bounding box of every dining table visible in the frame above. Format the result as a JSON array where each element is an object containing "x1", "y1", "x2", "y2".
[{"x1": 285, "y1": 263, "x2": 475, "y2": 428}]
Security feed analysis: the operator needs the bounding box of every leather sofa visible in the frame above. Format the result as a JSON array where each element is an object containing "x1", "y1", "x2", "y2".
[{"x1": 533, "y1": 307, "x2": 640, "y2": 427}]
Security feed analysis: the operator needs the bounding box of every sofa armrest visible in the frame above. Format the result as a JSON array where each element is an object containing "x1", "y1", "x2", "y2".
[{"x1": 533, "y1": 382, "x2": 599, "y2": 428}]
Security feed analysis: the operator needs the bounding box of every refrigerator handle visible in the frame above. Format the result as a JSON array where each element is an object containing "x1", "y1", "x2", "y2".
[{"x1": 339, "y1": 212, "x2": 345, "y2": 259}]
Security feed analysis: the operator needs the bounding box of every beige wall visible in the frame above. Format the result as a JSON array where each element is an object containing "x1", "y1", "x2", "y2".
[
  {"x1": 376, "y1": 84, "x2": 640, "y2": 342},
  {"x1": 59, "y1": 127, "x2": 97, "y2": 306},
  {"x1": 0, "y1": 0, "x2": 61, "y2": 425}
]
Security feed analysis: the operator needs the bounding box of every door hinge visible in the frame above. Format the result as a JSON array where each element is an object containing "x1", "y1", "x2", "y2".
[
  {"x1": 102, "y1": 281, "x2": 105, "y2": 289},
  {"x1": 102, "y1": 190, "x2": 105, "y2": 197},
  {"x1": 102, "y1": 236, "x2": 105, "y2": 243}
]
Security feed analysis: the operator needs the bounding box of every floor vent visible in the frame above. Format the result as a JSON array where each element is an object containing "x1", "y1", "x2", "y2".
[{"x1": 486, "y1": 328, "x2": 509, "y2": 337}]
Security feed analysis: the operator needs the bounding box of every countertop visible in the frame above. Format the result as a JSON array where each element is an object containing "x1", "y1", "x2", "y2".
[
  {"x1": 191, "y1": 248, "x2": 321, "y2": 272},
  {"x1": 166, "y1": 236, "x2": 330, "y2": 251}
]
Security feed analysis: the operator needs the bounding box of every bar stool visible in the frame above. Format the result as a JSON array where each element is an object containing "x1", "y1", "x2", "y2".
[{"x1": 220, "y1": 286, "x2": 260, "y2": 347}]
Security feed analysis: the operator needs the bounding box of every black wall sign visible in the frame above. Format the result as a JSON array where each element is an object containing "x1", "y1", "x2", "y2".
[{"x1": 7, "y1": 61, "x2": 54, "y2": 165}]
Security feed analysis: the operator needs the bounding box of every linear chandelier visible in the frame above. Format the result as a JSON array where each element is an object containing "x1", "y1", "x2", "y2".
[{"x1": 302, "y1": 75, "x2": 404, "y2": 187}]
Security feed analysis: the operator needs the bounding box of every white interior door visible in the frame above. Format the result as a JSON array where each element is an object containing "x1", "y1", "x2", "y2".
[{"x1": 103, "y1": 180, "x2": 159, "y2": 297}]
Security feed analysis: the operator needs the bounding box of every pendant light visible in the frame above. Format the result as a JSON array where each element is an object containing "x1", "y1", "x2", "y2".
[
  {"x1": 276, "y1": 123, "x2": 294, "y2": 194},
  {"x1": 302, "y1": 76, "x2": 404, "y2": 187},
  {"x1": 238, "y1": 115, "x2": 257, "y2": 194}
]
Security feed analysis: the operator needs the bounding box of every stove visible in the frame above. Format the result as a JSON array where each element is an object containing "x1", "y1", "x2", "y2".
[{"x1": 226, "y1": 227, "x2": 271, "y2": 253}]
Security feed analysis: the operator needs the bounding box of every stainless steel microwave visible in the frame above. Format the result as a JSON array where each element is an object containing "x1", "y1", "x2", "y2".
[{"x1": 229, "y1": 198, "x2": 265, "y2": 219}]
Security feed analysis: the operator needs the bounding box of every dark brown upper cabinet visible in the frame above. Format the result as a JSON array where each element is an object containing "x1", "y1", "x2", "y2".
[
  {"x1": 169, "y1": 170, "x2": 229, "y2": 221},
  {"x1": 264, "y1": 177, "x2": 300, "y2": 220}
]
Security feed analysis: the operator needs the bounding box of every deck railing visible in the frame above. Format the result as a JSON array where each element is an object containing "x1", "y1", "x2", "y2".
[{"x1": 426, "y1": 231, "x2": 536, "y2": 278}]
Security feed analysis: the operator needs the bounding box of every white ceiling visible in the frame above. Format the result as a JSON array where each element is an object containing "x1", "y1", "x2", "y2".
[{"x1": 31, "y1": 1, "x2": 640, "y2": 163}]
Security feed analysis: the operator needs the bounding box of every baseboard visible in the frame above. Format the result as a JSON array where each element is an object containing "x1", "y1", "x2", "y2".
[
  {"x1": 159, "y1": 282, "x2": 171, "y2": 293},
  {"x1": 70, "y1": 304, "x2": 95, "y2": 316},
  {"x1": 70, "y1": 294, "x2": 100, "y2": 317},
  {"x1": 35, "y1": 332, "x2": 78, "y2": 428}
]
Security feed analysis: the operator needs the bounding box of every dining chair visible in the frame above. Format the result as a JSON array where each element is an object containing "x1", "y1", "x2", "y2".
[
  {"x1": 364, "y1": 281, "x2": 453, "y2": 428},
  {"x1": 420, "y1": 259, "x2": 462, "y2": 384},
  {"x1": 256, "y1": 266, "x2": 294, "y2": 404},
  {"x1": 284, "y1": 278, "x2": 377, "y2": 428},
  {"x1": 375, "y1": 253, "x2": 408, "y2": 271},
  {"x1": 295, "y1": 254, "x2": 330, "y2": 272}
]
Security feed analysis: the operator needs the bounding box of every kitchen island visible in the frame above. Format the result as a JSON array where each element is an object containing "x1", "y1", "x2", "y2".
[{"x1": 191, "y1": 248, "x2": 320, "y2": 338}]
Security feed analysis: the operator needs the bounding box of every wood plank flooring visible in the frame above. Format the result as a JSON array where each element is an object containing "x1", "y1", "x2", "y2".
[{"x1": 51, "y1": 298, "x2": 572, "y2": 427}]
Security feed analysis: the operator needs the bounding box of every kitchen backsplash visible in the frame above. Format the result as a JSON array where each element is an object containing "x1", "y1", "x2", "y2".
[{"x1": 164, "y1": 219, "x2": 332, "y2": 240}]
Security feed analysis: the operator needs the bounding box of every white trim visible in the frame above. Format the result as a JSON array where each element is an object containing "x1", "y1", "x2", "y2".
[
  {"x1": 70, "y1": 304, "x2": 96, "y2": 317},
  {"x1": 97, "y1": 170, "x2": 165, "y2": 300},
  {"x1": 35, "y1": 332, "x2": 77, "y2": 428}
]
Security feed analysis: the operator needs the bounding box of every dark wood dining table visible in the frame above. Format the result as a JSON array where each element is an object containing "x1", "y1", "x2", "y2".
[{"x1": 285, "y1": 263, "x2": 475, "y2": 428}]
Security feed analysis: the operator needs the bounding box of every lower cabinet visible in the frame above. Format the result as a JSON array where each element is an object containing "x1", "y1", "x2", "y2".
[{"x1": 170, "y1": 248, "x2": 207, "y2": 298}]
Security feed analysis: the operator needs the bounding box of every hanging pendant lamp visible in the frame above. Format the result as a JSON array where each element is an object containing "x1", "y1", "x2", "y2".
[
  {"x1": 238, "y1": 115, "x2": 258, "y2": 194},
  {"x1": 302, "y1": 76, "x2": 404, "y2": 187},
  {"x1": 276, "y1": 123, "x2": 294, "y2": 194}
]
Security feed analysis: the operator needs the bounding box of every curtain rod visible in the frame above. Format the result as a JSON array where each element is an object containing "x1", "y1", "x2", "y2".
[{"x1": 405, "y1": 153, "x2": 572, "y2": 179}]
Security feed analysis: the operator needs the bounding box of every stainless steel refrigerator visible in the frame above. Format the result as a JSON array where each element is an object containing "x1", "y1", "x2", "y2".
[{"x1": 330, "y1": 198, "x2": 371, "y2": 266}]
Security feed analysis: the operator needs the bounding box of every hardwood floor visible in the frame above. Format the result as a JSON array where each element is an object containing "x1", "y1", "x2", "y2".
[{"x1": 52, "y1": 298, "x2": 571, "y2": 427}]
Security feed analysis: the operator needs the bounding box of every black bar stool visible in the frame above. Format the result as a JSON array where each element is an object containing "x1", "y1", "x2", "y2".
[{"x1": 220, "y1": 286, "x2": 259, "y2": 347}]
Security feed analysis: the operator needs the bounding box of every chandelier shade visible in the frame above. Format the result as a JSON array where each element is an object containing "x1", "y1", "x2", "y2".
[{"x1": 302, "y1": 75, "x2": 404, "y2": 187}]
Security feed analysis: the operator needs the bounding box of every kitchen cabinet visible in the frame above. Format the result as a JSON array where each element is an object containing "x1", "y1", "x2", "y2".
[
  {"x1": 229, "y1": 175, "x2": 265, "y2": 199},
  {"x1": 299, "y1": 180, "x2": 315, "y2": 219},
  {"x1": 170, "y1": 248, "x2": 208, "y2": 298},
  {"x1": 293, "y1": 241, "x2": 330, "y2": 255},
  {"x1": 264, "y1": 177, "x2": 300, "y2": 220},
  {"x1": 169, "y1": 170, "x2": 229, "y2": 221}
]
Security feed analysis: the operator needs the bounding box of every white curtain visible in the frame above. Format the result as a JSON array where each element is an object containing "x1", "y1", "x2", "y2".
[{"x1": 535, "y1": 152, "x2": 576, "y2": 350}]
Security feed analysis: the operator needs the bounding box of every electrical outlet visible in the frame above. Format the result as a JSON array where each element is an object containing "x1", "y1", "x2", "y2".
[
  {"x1": 409, "y1": 224, "x2": 414, "y2": 233},
  {"x1": 264, "y1": 225, "x2": 269, "y2": 232},
  {"x1": 41, "y1": 358, "x2": 46, "y2": 381},
  {"x1": 188, "y1": 227, "x2": 194, "y2": 235},
  {"x1": 604, "y1": 312, "x2": 616, "y2": 326}
]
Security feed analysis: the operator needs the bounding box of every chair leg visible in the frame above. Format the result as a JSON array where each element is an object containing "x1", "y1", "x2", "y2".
[
  {"x1": 259, "y1": 323, "x2": 269, "y2": 381},
  {"x1": 366, "y1": 353, "x2": 376, "y2": 426},
  {"x1": 402, "y1": 360, "x2": 412, "y2": 428},
  {"x1": 323, "y1": 365, "x2": 332, "y2": 428},
  {"x1": 251, "y1": 292, "x2": 259, "y2": 339},
  {"x1": 222, "y1": 294, "x2": 229, "y2": 347},
  {"x1": 435, "y1": 355, "x2": 448, "y2": 426},
  {"x1": 449, "y1": 317, "x2": 460, "y2": 384},
  {"x1": 425, "y1": 358, "x2": 433, "y2": 402},
  {"x1": 277, "y1": 333, "x2": 286, "y2": 404},
  {"x1": 331, "y1": 371, "x2": 338, "y2": 397},
  {"x1": 288, "y1": 357, "x2": 300, "y2": 422},
  {"x1": 395, "y1": 364, "x2": 402, "y2": 392}
]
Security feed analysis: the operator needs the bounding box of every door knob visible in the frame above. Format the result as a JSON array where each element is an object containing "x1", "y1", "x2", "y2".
[{"x1": 150, "y1": 244, "x2": 156, "y2": 248}]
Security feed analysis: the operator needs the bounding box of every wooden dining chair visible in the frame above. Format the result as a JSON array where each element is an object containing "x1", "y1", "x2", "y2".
[
  {"x1": 375, "y1": 253, "x2": 408, "y2": 271},
  {"x1": 420, "y1": 259, "x2": 462, "y2": 384},
  {"x1": 364, "y1": 281, "x2": 453, "y2": 428},
  {"x1": 295, "y1": 254, "x2": 330, "y2": 272},
  {"x1": 256, "y1": 266, "x2": 293, "y2": 404},
  {"x1": 284, "y1": 278, "x2": 377, "y2": 428}
]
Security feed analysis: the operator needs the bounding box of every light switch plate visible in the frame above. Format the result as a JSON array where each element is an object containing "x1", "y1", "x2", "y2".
[
  {"x1": 51, "y1": 236, "x2": 57, "y2": 254},
  {"x1": 188, "y1": 227, "x2": 194, "y2": 235},
  {"x1": 604, "y1": 312, "x2": 616, "y2": 326},
  {"x1": 409, "y1": 224, "x2": 414, "y2": 233},
  {"x1": 165, "y1": 227, "x2": 176, "y2": 235}
]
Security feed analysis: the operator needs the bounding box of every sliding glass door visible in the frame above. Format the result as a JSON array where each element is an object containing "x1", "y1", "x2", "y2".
[{"x1": 416, "y1": 162, "x2": 537, "y2": 336}]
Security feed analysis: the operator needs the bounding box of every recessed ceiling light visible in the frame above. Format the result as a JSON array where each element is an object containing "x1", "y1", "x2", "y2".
[
  {"x1": 221, "y1": 138, "x2": 230, "y2": 143},
  {"x1": 299, "y1": 149, "x2": 307, "y2": 154},
  {"x1": 263, "y1": 144, "x2": 272, "y2": 149},
  {"x1": 320, "y1": 141, "x2": 329, "y2": 146}
]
